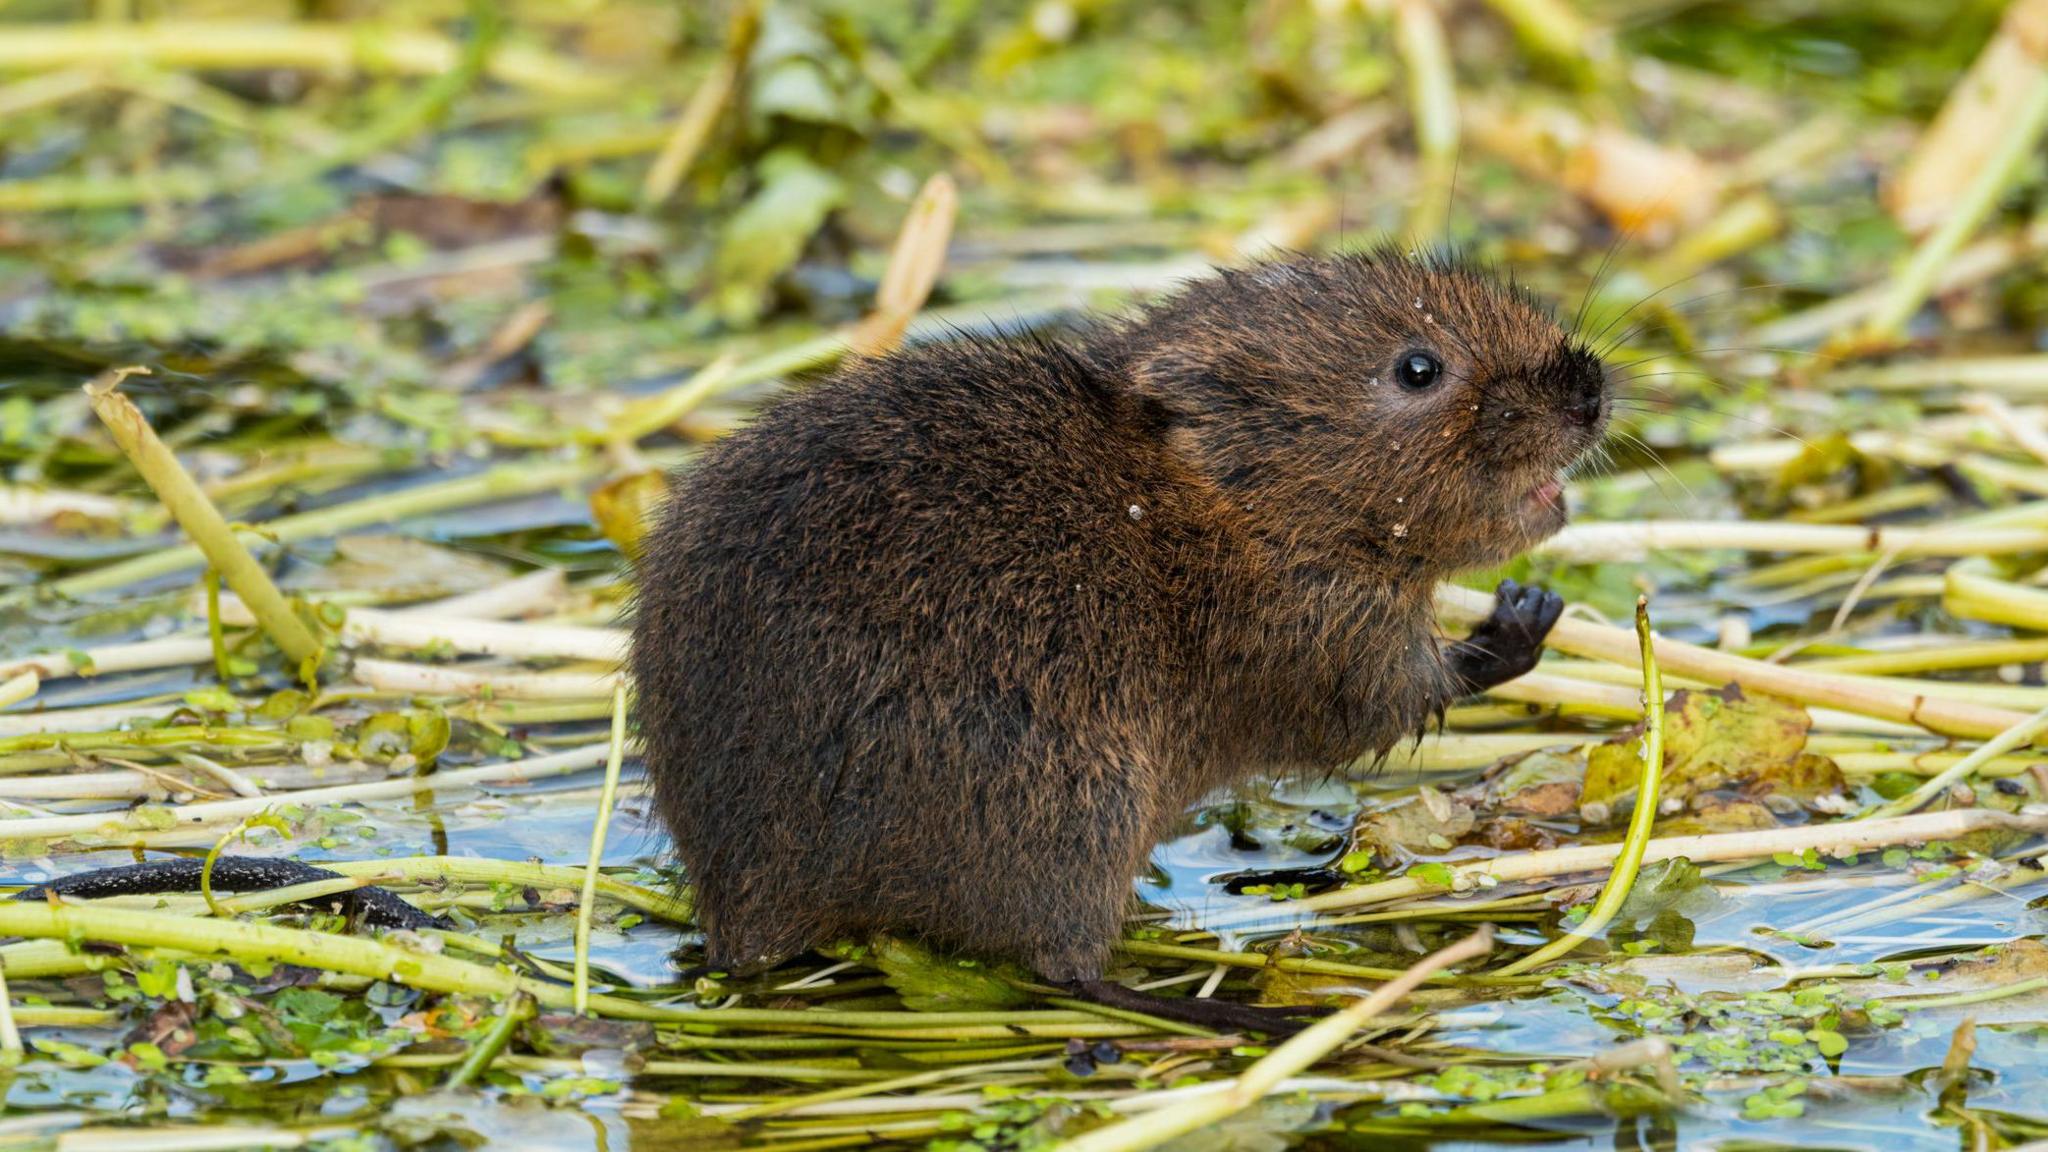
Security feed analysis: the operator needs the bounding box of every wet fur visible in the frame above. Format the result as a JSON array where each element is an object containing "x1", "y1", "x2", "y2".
[{"x1": 630, "y1": 249, "x2": 1609, "y2": 982}]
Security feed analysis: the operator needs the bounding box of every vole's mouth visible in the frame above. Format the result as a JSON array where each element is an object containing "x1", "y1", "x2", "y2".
[
  {"x1": 1515, "y1": 475, "x2": 1570, "y2": 538},
  {"x1": 1526, "y1": 477, "x2": 1564, "y2": 511}
]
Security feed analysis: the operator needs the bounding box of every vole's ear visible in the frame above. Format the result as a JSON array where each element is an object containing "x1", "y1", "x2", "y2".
[
  {"x1": 1120, "y1": 351, "x2": 1213, "y2": 436},
  {"x1": 1126, "y1": 335, "x2": 1281, "y2": 424}
]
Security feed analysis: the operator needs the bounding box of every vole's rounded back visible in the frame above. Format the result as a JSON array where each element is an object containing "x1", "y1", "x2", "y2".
[{"x1": 630, "y1": 249, "x2": 1607, "y2": 982}]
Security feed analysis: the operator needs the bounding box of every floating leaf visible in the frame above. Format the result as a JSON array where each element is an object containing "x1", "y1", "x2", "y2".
[
  {"x1": 253, "y1": 689, "x2": 309, "y2": 721},
  {"x1": 407, "y1": 708, "x2": 452, "y2": 767},
  {"x1": 1582, "y1": 685, "x2": 1843, "y2": 824},
  {"x1": 747, "y1": 4, "x2": 871, "y2": 133},
  {"x1": 1482, "y1": 748, "x2": 1586, "y2": 819},
  {"x1": 1157, "y1": 1095, "x2": 1317, "y2": 1152},
  {"x1": 355, "y1": 713, "x2": 412, "y2": 763},
  {"x1": 856, "y1": 934, "x2": 1032, "y2": 1012},
  {"x1": 1763, "y1": 431, "x2": 1890, "y2": 513},
  {"x1": 1653, "y1": 797, "x2": 1782, "y2": 837},
  {"x1": 1352, "y1": 787, "x2": 1475, "y2": 865},
  {"x1": 1610, "y1": 858, "x2": 1726, "y2": 951},
  {"x1": 590, "y1": 469, "x2": 668, "y2": 559},
  {"x1": 1409, "y1": 862, "x2": 1457, "y2": 891},
  {"x1": 182, "y1": 686, "x2": 241, "y2": 714}
]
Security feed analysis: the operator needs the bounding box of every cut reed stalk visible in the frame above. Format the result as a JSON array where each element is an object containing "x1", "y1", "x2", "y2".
[
  {"x1": 0, "y1": 743, "x2": 607, "y2": 843},
  {"x1": 1437, "y1": 584, "x2": 2035, "y2": 739},
  {"x1": 1540, "y1": 519, "x2": 2048, "y2": 561},
  {"x1": 349, "y1": 657, "x2": 618, "y2": 700},
  {"x1": 849, "y1": 172, "x2": 960, "y2": 356},
  {"x1": 0, "y1": 672, "x2": 35, "y2": 709},
  {"x1": 49, "y1": 456, "x2": 608, "y2": 599},
  {"x1": 1496, "y1": 599, "x2": 1663, "y2": 975},
  {"x1": 1852, "y1": 58, "x2": 2048, "y2": 346},
  {"x1": 1817, "y1": 355, "x2": 2048, "y2": 396},
  {"x1": 84, "y1": 371, "x2": 323, "y2": 671},
  {"x1": 1944, "y1": 568, "x2": 2048, "y2": 633},
  {"x1": 343, "y1": 607, "x2": 623, "y2": 663},
  {"x1": 0, "y1": 485, "x2": 131, "y2": 524},
  {"x1": 574, "y1": 685, "x2": 629, "y2": 1014},
  {"x1": 0, "y1": 21, "x2": 612, "y2": 95},
  {"x1": 1204, "y1": 808, "x2": 2048, "y2": 928},
  {"x1": 1751, "y1": 216, "x2": 2048, "y2": 347},
  {"x1": 639, "y1": 2, "x2": 757, "y2": 207},
  {"x1": 1053, "y1": 930, "x2": 1492, "y2": 1152},
  {"x1": 0, "y1": 959, "x2": 20, "y2": 1067},
  {"x1": 1393, "y1": 0, "x2": 1459, "y2": 240}
]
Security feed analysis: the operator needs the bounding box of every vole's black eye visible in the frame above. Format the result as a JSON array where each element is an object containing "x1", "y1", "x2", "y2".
[{"x1": 1396, "y1": 351, "x2": 1442, "y2": 391}]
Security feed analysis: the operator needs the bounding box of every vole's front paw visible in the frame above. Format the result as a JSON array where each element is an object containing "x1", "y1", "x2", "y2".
[
  {"x1": 1482, "y1": 578, "x2": 1564, "y2": 656},
  {"x1": 1449, "y1": 579, "x2": 1563, "y2": 691}
]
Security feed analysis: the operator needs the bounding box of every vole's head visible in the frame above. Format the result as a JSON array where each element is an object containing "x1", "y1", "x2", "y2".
[{"x1": 1119, "y1": 249, "x2": 1608, "y2": 573}]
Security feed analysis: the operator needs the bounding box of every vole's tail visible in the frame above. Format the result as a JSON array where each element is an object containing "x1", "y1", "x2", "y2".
[{"x1": 13, "y1": 857, "x2": 448, "y2": 931}]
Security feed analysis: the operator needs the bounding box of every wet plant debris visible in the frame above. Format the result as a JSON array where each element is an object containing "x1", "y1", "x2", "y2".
[{"x1": 7, "y1": 0, "x2": 2048, "y2": 1149}]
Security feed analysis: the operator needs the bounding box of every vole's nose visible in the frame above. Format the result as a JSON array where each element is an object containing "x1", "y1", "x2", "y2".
[
  {"x1": 1564, "y1": 392, "x2": 1606, "y2": 427},
  {"x1": 1561, "y1": 356, "x2": 1609, "y2": 428},
  {"x1": 1551, "y1": 346, "x2": 1609, "y2": 429}
]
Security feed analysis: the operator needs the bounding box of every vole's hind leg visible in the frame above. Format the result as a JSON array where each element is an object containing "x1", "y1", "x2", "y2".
[
  {"x1": 994, "y1": 757, "x2": 1337, "y2": 1037},
  {"x1": 1444, "y1": 578, "x2": 1564, "y2": 694},
  {"x1": 693, "y1": 884, "x2": 827, "y2": 979},
  {"x1": 1062, "y1": 980, "x2": 1336, "y2": 1036}
]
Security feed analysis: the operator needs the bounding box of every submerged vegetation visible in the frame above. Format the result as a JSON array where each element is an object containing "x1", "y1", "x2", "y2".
[{"x1": 4, "y1": 0, "x2": 2048, "y2": 1148}]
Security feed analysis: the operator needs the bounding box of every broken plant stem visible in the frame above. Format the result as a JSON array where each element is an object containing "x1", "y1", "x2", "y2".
[
  {"x1": 574, "y1": 683, "x2": 629, "y2": 1015},
  {"x1": 849, "y1": 171, "x2": 960, "y2": 355},
  {"x1": 1853, "y1": 66, "x2": 2048, "y2": 347},
  {"x1": 445, "y1": 993, "x2": 536, "y2": 1089},
  {"x1": 0, "y1": 21, "x2": 611, "y2": 94},
  {"x1": 719, "y1": 1059, "x2": 1058, "y2": 1123},
  {"x1": 48, "y1": 454, "x2": 611, "y2": 599},
  {"x1": 1393, "y1": 0, "x2": 1459, "y2": 241},
  {"x1": 1496, "y1": 597, "x2": 1664, "y2": 976},
  {"x1": 606, "y1": 355, "x2": 738, "y2": 443},
  {"x1": 1868, "y1": 700, "x2": 2048, "y2": 819},
  {"x1": 1436, "y1": 583, "x2": 2033, "y2": 739},
  {"x1": 0, "y1": 959, "x2": 20, "y2": 1068},
  {"x1": 1891, "y1": 976, "x2": 2048, "y2": 1013},
  {"x1": 0, "y1": 743, "x2": 608, "y2": 843},
  {"x1": 203, "y1": 568, "x2": 234, "y2": 680},
  {"x1": 85, "y1": 369, "x2": 324, "y2": 673},
  {"x1": 1054, "y1": 929, "x2": 1493, "y2": 1152},
  {"x1": 350, "y1": 657, "x2": 618, "y2": 700},
  {"x1": 1203, "y1": 808, "x2": 2048, "y2": 929},
  {"x1": 0, "y1": 672, "x2": 34, "y2": 709},
  {"x1": 1540, "y1": 519, "x2": 2048, "y2": 561},
  {"x1": 639, "y1": 2, "x2": 757, "y2": 207},
  {"x1": 212, "y1": 875, "x2": 394, "y2": 919}
]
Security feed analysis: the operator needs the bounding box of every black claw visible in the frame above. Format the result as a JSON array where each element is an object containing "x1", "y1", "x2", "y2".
[{"x1": 1445, "y1": 581, "x2": 1564, "y2": 694}]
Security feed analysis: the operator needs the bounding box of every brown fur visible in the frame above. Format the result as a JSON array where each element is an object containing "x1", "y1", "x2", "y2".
[{"x1": 630, "y1": 249, "x2": 1608, "y2": 982}]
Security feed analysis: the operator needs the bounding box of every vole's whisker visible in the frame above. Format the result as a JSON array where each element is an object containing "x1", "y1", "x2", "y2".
[
  {"x1": 1592, "y1": 278, "x2": 1832, "y2": 358},
  {"x1": 1584, "y1": 267, "x2": 1721, "y2": 351},
  {"x1": 1610, "y1": 395, "x2": 1813, "y2": 449},
  {"x1": 1614, "y1": 368, "x2": 1735, "y2": 392},
  {"x1": 1601, "y1": 344, "x2": 1843, "y2": 381},
  {"x1": 1571, "y1": 219, "x2": 1644, "y2": 342},
  {"x1": 1602, "y1": 426, "x2": 1693, "y2": 506}
]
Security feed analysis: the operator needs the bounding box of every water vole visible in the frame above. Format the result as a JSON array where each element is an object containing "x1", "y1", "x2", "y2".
[{"x1": 631, "y1": 249, "x2": 1610, "y2": 1027}]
